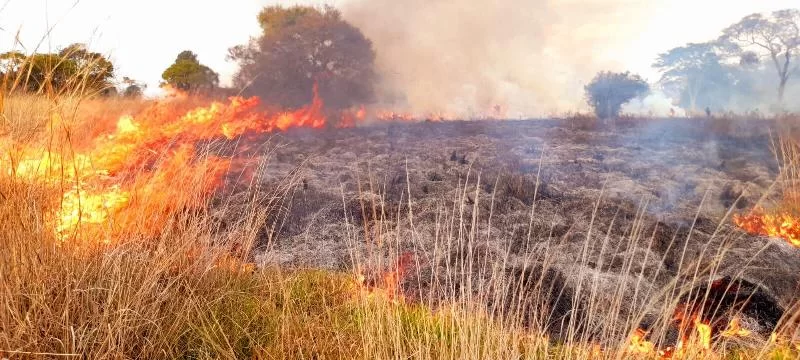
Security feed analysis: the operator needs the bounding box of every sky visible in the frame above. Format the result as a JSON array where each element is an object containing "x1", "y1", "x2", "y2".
[{"x1": 1, "y1": 0, "x2": 798, "y2": 102}]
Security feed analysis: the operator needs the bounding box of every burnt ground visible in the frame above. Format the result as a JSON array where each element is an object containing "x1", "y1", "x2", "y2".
[{"x1": 215, "y1": 117, "x2": 800, "y2": 342}]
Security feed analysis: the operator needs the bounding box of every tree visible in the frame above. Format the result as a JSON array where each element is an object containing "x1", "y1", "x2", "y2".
[
  {"x1": 59, "y1": 43, "x2": 115, "y2": 92},
  {"x1": 721, "y1": 9, "x2": 800, "y2": 103},
  {"x1": 228, "y1": 5, "x2": 376, "y2": 110},
  {"x1": 0, "y1": 44, "x2": 114, "y2": 94},
  {"x1": 653, "y1": 42, "x2": 734, "y2": 112},
  {"x1": 121, "y1": 76, "x2": 145, "y2": 98},
  {"x1": 161, "y1": 51, "x2": 219, "y2": 93},
  {"x1": 584, "y1": 71, "x2": 649, "y2": 119}
]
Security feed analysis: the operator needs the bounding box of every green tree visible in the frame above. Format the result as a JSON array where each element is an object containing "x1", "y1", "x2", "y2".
[
  {"x1": 653, "y1": 42, "x2": 734, "y2": 112},
  {"x1": 585, "y1": 71, "x2": 649, "y2": 119},
  {"x1": 228, "y1": 5, "x2": 376, "y2": 110},
  {"x1": 0, "y1": 44, "x2": 114, "y2": 95},
  {"x1": 161, "y1": 51, "x2": 219, "y2": 93},
  {"x1": 59, "y1": 43, "x2": 115, "y2": 93}
]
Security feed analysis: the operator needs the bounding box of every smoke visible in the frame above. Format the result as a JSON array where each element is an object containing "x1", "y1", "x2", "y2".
[
  {"x1": 342, "y1": 0, "x2": 659, "y2": 117},
  {"x1": 727, "y1": 67, "x2": 800, "y2": 114},
  {"x1": 622, "y1": 91, "x2": 685, "y2": 117}
]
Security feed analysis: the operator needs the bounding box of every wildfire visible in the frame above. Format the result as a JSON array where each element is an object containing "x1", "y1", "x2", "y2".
[
  {"x1": 374, "y1": 110, "x2": 453, "y2": 123},
  {"x1": 627, "y1": 314, "x2": 753, "y2": 357},
  {"x1": 2, "y1": 86, "x2": 336, "y2": 242},
  {"x1": 628, "y1": 328, "x2": 656, "y2": 355},
  {"x1": 3, "y1": 81, "x2": 471, "y2": 245},
  {"x1": 375, "y1": 110, "x2": 419, "y2": 123},
  {"x1": 733, "y1": 208, "x2": 800, "y2": 247},
  {"x1": 356, "y1": 252, "x2": 414, "y2": 302},
  {"x1": 691, "y1": 317, "x2": 712, "y2": 350}
]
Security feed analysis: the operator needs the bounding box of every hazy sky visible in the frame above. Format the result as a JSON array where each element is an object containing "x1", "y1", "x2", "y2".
[{"x1": 1, "y1": 0, "x2": 797, "y2": 98}]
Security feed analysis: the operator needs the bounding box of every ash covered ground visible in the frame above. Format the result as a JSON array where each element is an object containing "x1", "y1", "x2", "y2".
[{"x1": 216, "y1": 117, "x2": 800, "y2": 340}]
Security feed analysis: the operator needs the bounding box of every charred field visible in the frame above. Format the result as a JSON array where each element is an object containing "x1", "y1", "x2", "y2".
[
  {"x1": 253, "y1": 117, "x2": 786, "y2": 267},
  {"x1": 219, "y1": 116, "x2": 800, "y2": 353}
]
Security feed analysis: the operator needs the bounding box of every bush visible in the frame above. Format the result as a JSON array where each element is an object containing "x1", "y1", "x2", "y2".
[{"x1": 584, "y1": 71, "x2": 649, "y2": 119}]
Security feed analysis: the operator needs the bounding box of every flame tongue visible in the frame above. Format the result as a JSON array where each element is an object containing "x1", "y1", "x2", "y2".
[
  {"x1": 734, "y1": 208, "x2": 800, "y2": 247},
  {"x1": 628, "y1": 328, "x2": 656, "y2": 354},
  {"x1": 357, "y1": 252, "x2": 414, "y2": 302},
  {"x1": 628, "y1": 316, "x2": 745, "y2": 358}
]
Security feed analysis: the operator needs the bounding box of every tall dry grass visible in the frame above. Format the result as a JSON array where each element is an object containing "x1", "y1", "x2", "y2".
[{"x1": 344, "y1": 160, "x2": 800, "y2": 360}]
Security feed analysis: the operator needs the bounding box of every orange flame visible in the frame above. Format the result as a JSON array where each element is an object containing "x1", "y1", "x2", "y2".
[
  {"x1": 628, "y1": 328, "x2": 656, "y2": 354},
  {"x1": 356, "y1": 252, "x2": 414, "y2": 302},
  {"x1": 693, "y1": 317, "x2": 712, "y2": 350},
  {"x1": 3, "y1": 87, "x2": 331, "y2": 243},
  {"x1": 4, "y1": 82, "x2": 474, "y2": 244},
  {"x1": 628, "y1": 314, "x2": 753, "y2": 358},
  {"x1": 733, "y1": 208, "x2": 800, "y2": 247}
]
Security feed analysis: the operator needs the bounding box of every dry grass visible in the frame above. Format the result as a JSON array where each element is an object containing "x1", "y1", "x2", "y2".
[{"x1": 1, "y1": 73, "x2": 799, "y2": 359}]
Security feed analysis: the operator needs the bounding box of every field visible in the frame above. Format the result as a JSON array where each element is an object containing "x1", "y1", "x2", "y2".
[{"x1": 1, "y1": 93, "x2": 799, "y2": 359}]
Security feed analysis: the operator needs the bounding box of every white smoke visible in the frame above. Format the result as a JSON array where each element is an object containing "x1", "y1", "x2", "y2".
[
  {"x1": 342, "y1": 0, "x2": 660, "y2": 117},
  {"x1": 621, "y1": 90, "x2": 686, "y2": 117}
]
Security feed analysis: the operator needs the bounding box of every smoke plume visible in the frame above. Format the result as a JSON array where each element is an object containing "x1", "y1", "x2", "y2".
[
  {"x1": 342, "y1": 0, "x2": 658, "y2": 117},
  {"x1": 622, "y1": 91, "x2": 685, "y2": 117}
]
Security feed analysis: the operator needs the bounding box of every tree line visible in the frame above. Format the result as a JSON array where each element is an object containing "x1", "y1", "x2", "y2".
[
  {"x1": 2, "y1": 6, "x2": 797, "y2": 119},
  {"x1": 0, "y1": 5, "x2": 376, "y2": 108},
  {"x1": 587, "y1": 9, "x2": 799, "y2": 119}
]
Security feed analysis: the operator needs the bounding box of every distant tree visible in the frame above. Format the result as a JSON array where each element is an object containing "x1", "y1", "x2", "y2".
[
  {"x1": 720, "y1": 9, "x2": 800, "y2": 102},
  {"x1": 228, "y1": 5, "x2": 377, "y2": 109},
  {"x1": 121, "y1": 76, "x2": 145, "y2": 98},
  {"x1": 176, "y1": 50, "x2": 198, "y2": 62},
  {"x1": 0, "y1": 44, "x2": 114, "y2": 94},
  {"x1": 122, "y1": 85, "x2": 143, "y2": 98},
  {"x1": 0, "y1": 51, "x2": 25, "y2": 73},
  {"x1": 584, "y1": 71, "x2": 649, "y2": 119},
  {"x1": 0, "y1": 51, "x2": 24, "y2": 89},
  {"x1": 161, "y1": 50, "x2": 219, "y2": 93},
  {"x1": 653, "y1": 42, "x2": 734, "y2": 112}
]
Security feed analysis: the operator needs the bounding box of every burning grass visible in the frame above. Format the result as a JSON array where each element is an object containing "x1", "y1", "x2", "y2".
[
  {"x1": 732, "y1": 130, "x2": 800, "y2": 248},
  {"x1": 1, "y1": 90, "x2": 800, "y2": 359}
]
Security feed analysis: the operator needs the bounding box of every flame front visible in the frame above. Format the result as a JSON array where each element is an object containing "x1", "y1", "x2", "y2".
[
  {"x1": 356, "y1": 252, "x2": 414, "y2": 302},
  {"x1": 3, "y1": 83, "x2": 476, "y2": 245},
  {"x1": 720, "y1": 317, "x2": 751, "y2": 338},
  {"x1": 2, "y1": 90, "x2": 331, "y2": 243}
]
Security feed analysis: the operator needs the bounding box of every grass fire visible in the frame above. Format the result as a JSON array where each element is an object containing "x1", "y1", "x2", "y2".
[{"x1": 1, "y1": 1, "x2": 800, "y2": 359}]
